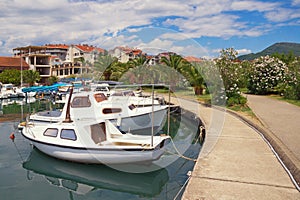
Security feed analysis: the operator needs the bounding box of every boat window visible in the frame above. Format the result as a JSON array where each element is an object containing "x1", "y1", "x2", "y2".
[
  {"x1": 123, "y1": 91, "x2": 135, "y2": 96},
  {"x1": 102, "y1": 108, "x2": 122, "y2": 114},
  {"x1": 90, "y1": 123, "x2": 106, "y2": 144},
  {"x1": 43, "y1": 128, "x2": 58, "y2": 137},
  {"x1": 94, "y1": 93, "x2": 107, "y2": 103},
  {"x1": 111, "y1": 92, "x2": 123, "y2": 96},
  {"x1": 129, "y1": 104, "x2": 136, "y2": 110},
  {"x1": 71, "y1": 96, "x2": 91, "y2": 108},
  {"x1": 60, "y1": 129, "x2": 77, "y2": 141}
]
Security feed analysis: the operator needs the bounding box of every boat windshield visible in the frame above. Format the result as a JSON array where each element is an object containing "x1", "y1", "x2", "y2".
[{"x1": 71, "y1": 96, "x2": 91, "y2": 108}]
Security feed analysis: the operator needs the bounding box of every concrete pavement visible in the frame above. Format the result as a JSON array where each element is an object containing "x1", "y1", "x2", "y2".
[
  {"x1": 169, "y1": 97, "x2": 300, "y2": 199},
  {"x1": 246, "y1": 95, "x2": 300, "y2": 182}
]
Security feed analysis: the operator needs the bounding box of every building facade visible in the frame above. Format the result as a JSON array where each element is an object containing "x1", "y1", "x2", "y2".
[{"x1": 12, "y1": 44, "x2": 105, "y2": 83}]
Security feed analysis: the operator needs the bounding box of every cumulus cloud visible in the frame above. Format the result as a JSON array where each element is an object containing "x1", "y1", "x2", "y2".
[
  {"x1": 264, "y1": 7, "x2": 300, "y2": 22},
  {"x1": 0, "y1": 0, "x2": 298, "y2": 57},
  {"x1": 230, "y1": 0, "x2": 279, "y2": 12},
  {"x1": 237, "y1": 48, "x2": 252, "y2": 55},
  {"x1": 292, "y1": 0, "x2": 300, "y2": 6}
]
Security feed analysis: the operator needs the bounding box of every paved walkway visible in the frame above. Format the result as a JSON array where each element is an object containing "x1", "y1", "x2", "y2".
[
  {"x1": 246, "y1": 94, "x2": 300, "y2": 162},
  {"x1": 169, "y1": 97, "x2": 300, "y2": 199}
]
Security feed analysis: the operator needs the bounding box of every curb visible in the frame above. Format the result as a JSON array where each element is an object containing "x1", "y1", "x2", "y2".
[{"x1": 226, "y1": 108, "x2": 300, "y2": 191}]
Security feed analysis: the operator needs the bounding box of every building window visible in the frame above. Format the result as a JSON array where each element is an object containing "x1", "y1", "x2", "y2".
[
  {"x1": 43, "y1": 128, "x2": 58, "y2": 137},
  {"x1": 60, "y1": 129, "x2": 77, "y2": 141}
]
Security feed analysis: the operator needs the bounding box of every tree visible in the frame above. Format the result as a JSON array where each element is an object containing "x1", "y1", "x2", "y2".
[
  {"x1": 216, "y1": 48, "x2": 247, "y2": 106},
  {"x1": 0, "y1": 69, "x2": 21, "y2": 85},
  {"x1": 48, "y1": 76, "x2": 59, "y2": 85},
  {"x1": 109, "y1": 62, "x2": 132, "y2": 81},
  {"x1": 22, "y1": 70, "x2": 41, "y2": 86},
  {"x1": 160, "y1": 53, "x2": 183, "y2": 72},
  {"x1": 160, "y1": 53, "x2": 184, "y2": 90},
  {"x1": 180, "y1": 60, "x2": 205, "y2": 95},
  {"x1": 93, "y1": 54, "x2": 117, "y2": 80},
  {"x1": 275, "y1": 56, "x2": 300, "y2": 99}
]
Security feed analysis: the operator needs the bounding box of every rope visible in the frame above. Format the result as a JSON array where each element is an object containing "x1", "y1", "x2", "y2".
[
  {"x1": 165, "y1": 138, "x2": 197, "y2": 162},
  {"x1": 173, "y1": 171, "x2": 192, "y2": 200}
]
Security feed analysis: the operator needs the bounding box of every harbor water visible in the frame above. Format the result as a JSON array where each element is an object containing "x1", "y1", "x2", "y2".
[{"x1": 0, "y1": 98, "x2": 202, "y2": 200}]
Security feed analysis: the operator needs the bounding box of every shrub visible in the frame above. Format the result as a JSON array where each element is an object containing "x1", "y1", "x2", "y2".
[{"x1": 248, "y1": 55, "x2": 287, "y2": 95}]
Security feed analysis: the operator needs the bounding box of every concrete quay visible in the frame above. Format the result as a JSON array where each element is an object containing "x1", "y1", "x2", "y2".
[{"x1": 168, "y1": 97, "x2": 300, "y2": 200}]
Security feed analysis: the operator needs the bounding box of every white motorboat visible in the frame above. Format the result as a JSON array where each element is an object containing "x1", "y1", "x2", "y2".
[
  {"x1": 90, "y1": 83, "x2": 110, "y2": 96},
  {"x1": 26, "y1": 89, "x2": 168, "y2": 134},
  {"x1": 21, "y1": 117, "x2": 171, "y2": 164},
  {"x1": 0, "y1": 83, "x2": 19, "y2": 98}
]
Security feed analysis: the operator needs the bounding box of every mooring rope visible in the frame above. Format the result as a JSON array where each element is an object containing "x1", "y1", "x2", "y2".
[
  {"x1": 165, "y1": 138, "x2": 197, "y2": 162},
  {"x1": 173, "y1": 171, "x2": 192, "y2": 200}
]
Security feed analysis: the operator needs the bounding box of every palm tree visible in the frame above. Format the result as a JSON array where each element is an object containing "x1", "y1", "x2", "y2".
[
  {"x1": 182, "y1": 61, "x2": 205, "y2": 95},
  {"x1": 22, "y1": 70, "x2": 41, "y2": 86},
  {"x1": 160, "y1": 53, "x2": 183, "y2": 72},
  {"x1": 160, "y1": 53, "x2": 184, "y2": 90},
  {"x1": 93, "y1": 54, "x2": 117, "y2": 80},
  {"x1": 129, "y1": 56, "x2": 148, "y2": 67}
]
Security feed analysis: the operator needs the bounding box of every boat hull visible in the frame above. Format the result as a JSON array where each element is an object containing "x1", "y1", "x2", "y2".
[{"x1": 22, "y1": 132, "x2": 170, "y2": 164}]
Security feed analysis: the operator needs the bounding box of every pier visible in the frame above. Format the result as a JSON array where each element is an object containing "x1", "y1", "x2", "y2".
[{"x1": 167, "y1": 96, "x2": 300, "y2": 199}]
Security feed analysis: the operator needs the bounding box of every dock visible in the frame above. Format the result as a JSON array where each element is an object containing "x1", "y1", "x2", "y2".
[{"x1": 167, "y1": 97, "x2": 300, "y2": 199}]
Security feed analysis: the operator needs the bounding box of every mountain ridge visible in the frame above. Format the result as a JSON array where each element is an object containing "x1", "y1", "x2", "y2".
[{"x1": 238, "y1": 42, "x2": 300, "y2": 60}]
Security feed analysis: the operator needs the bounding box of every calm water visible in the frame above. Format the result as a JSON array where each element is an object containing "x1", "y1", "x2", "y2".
[{"x1": 0, "y1": 98, "x2": 201, "y2": 200}]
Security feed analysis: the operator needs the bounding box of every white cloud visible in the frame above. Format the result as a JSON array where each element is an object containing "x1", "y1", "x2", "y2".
[
  {"x1": 264, "y1": 8, "x2": 300, "y2": 22},
  {"x1": 292, "y1": 0, "x2": 300, "y2": 6},
  {"x1": 230, "y1": 0, "x2": 279, "y2": 12},
  {"x1": 237, "y1": 48, "x2": 252, "y2": 55},
  {"x1": 0, "y1": 0, "x2": 298, "y2": 57}
]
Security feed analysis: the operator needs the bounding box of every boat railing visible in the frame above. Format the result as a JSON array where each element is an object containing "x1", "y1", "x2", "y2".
[{"x1": 26, "y1": 125, "x2": 36, "y2": 138}]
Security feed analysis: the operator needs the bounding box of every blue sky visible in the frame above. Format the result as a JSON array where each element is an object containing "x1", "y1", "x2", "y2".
[{"x1": 0, "y1": 0, "x2": 299, "y2": 58}]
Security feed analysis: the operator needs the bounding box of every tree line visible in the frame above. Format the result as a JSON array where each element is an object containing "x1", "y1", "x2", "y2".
[{"x1": 1, "y1": 49, "x2": 299, "y2": 107}]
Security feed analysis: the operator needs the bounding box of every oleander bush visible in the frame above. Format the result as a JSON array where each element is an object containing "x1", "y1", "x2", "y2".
[{"x1": 247, "y1": 55, "x2": 288, "y2": 95}]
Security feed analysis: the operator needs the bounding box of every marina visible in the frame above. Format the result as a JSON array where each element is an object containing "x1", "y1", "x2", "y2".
[{"x1": 0, "y1": 95, "x2": 203, "y2": 199}]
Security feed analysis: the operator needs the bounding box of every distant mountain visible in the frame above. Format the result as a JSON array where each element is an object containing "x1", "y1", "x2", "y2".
[{"x1": 238, "y1": 42, "x2": 300, "y2": 60}]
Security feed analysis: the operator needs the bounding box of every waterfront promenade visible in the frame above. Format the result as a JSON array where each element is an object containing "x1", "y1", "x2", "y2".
[{"x1": 170, "y1": 96, "x2": 300, "y2": 199}]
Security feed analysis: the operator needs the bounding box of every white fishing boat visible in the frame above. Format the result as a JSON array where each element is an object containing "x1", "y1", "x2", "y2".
[
  {"x1": 21, "y1": 116, "x2": 171, "y2": 164},
  {"x1": 26, "y1": 88, "x2": 168, "y2": 134}
]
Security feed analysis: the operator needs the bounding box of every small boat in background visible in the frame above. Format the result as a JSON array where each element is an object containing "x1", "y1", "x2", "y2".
[
  {"x1": 25, "y1": 89, "x2": 168, "y2": 134},
  {"x1": 0, "y1": 83, "x2": 20, "y2": 98}
]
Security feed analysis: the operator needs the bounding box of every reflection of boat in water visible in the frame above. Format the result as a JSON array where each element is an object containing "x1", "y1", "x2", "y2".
[{"x1": 23, "y1": 148, "x2": 169, "y2": 197}]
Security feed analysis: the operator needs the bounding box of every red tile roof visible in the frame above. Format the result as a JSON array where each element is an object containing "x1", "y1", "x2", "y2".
[
  {"x1": 45, "y1": 44, "x2": 69, "y2": 49},
  {"x1": 76, "y1": 45, "x2": 94, "y2": 52},
  {"x1": 184, "y1": 56, "x2": 202, "y2": 63},
  {"x1": 0, "y1": 57, "x2": 29, "y2": 70},
  {"x1": 74, "y1": 45, "x2": 104, "y2": 53}
]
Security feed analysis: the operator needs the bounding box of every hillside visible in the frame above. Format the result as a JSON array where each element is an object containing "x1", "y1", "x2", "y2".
[{"x1": 238, "y1": 42, "x2": 300, "y2": 60}]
